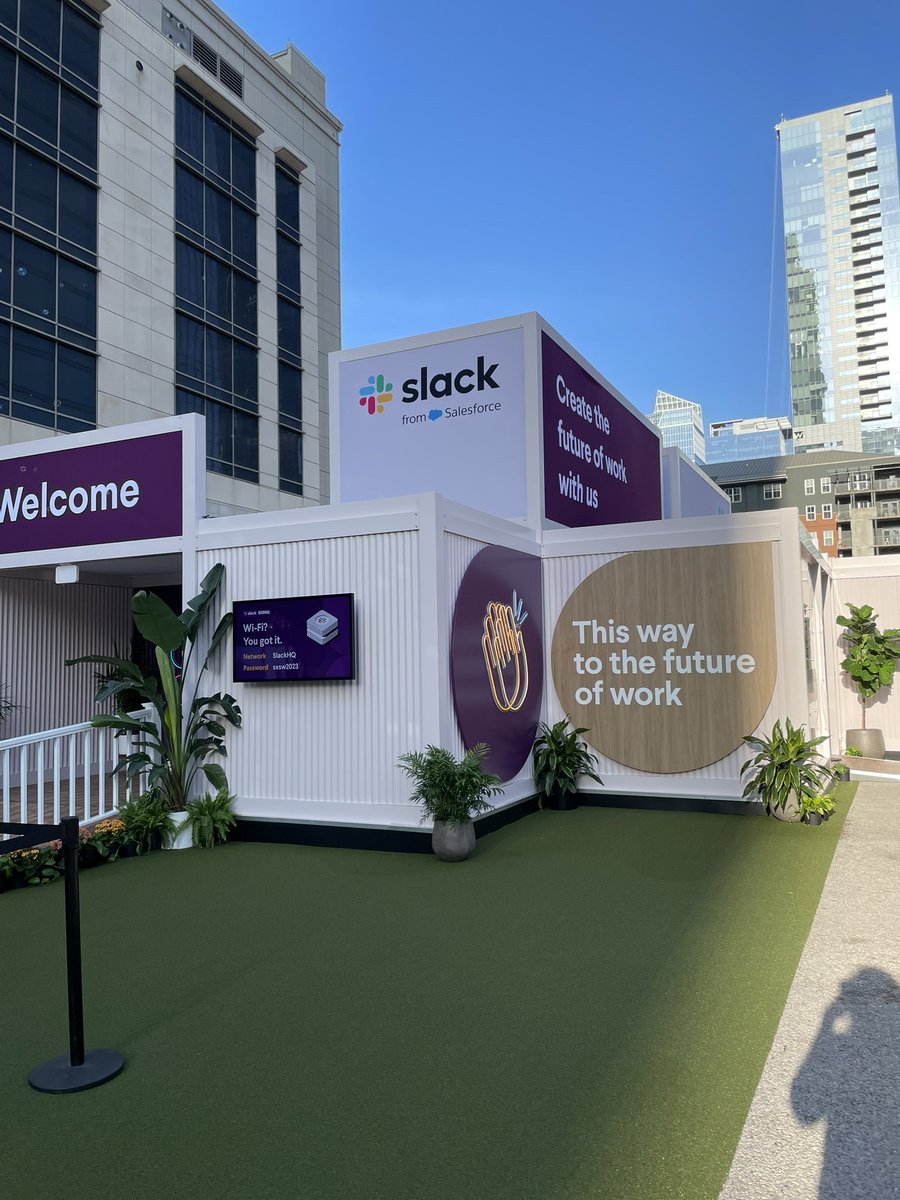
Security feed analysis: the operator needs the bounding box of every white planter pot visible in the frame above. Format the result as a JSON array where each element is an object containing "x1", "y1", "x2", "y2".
[{"x1": 163, "y1": 811, "x2": 193, "y2": 850}]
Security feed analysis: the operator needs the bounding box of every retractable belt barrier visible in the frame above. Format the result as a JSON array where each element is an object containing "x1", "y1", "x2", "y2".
[{"x1": 1, "y1": 816, "x2": 125, "y2": 1093}]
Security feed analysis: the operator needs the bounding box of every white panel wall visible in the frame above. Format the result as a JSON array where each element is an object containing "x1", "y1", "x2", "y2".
[
  {"x1": 442, "y1": 532, "x2": 489, "y2": 762},
  {"x1": 437, "y1": 502, "x2": 544, "y2": 804},
  {"x1": 0, "y1": 576, "x2": 132, "y2": 738},
  {"x1": 197, "y1": 529, "x2": 425, "y2": 825},
  {"x1": 540, "y1": 511, "x2": 810, "y2": 800}
]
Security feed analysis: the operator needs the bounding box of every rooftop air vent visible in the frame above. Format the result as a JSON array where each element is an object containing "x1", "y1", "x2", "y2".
[
  {"x1": 162, "y1": 11, "x2": 245, "y2": 102},
  {"x1": 218, "y1": 59, "x2": 244, "y2": 100},
  {"x1": 191, "y1": 34, "x2": 218, "y2": 76}
]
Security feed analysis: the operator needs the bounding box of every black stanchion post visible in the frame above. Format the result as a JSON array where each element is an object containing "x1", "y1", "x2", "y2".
[
  {"x1": 61, "y1": 816, "x2": 85, "y2": 1068},
  {"x1": 28, "y1": 817, "x2": 125, "y2": 1094}
]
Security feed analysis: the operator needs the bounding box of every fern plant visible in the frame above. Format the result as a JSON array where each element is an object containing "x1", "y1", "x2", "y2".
[
  {"x1": 118, "y1": 792, "x2": 175, "y2": 854},
  {"x1": 740, "y1": 718, "x2": 839, "y2": 817},
  {"x1": 397, "y1": 744, "x2": 502, "y2": 826},
  {"x1": 186, "y1": 789, "x2": 237, "y2": 848}
]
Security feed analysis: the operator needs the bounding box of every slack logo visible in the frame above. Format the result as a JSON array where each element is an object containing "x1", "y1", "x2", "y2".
[
  {"x1": 359, "y1": 374, "x2": 393, "y2": 415},
  {"x1": 401, "y1": 356, "x2": 499, "y2": 402}
]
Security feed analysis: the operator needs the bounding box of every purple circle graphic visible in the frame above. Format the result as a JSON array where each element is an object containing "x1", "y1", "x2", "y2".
[{"x1": 450, "y1": 545, "x2": 544, "y2": 782}]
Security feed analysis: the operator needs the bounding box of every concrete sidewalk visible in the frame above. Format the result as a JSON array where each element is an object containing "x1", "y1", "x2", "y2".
[{"x1": 719, "y1": 781, "x2": 900, "y2": 1200}]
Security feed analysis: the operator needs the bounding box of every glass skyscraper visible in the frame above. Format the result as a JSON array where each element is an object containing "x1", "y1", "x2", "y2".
[
  {"x1": 706, "y1": 417, "x2": 793, "y2": 463},
  {"x1": 777, "y1": 97, "x2": 900, "y2": 455},
  {"x1": 650, "y1": 390, "x2": 705, "y2": 464}
]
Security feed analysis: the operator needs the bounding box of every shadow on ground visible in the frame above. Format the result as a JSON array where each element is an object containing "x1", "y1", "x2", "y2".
[{"x1": 792, "y1": 968, "x2": 900, "y2": 1199}]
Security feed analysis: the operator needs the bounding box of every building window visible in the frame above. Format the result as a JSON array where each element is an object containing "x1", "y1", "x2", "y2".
[
  {"x1": 821, "y1": 503, "x2": 833, "y2": 520},
  {"x1": 723, "y1": 486, "x2": 742, "y2": 503},
  {"x1": 174, "y1": 83, "x2": 258, "y2": 482},
  {"x1": 806, "y1": 505, "x2": 816, "y2": 520},
  {"x1": 820, "y1": 477, "x2": 832, "y2": 494},
  {"x1": 823, "y1": 531, "x2": 835, "y2": 547},
  {"x1": 0, "y1": 0, "x2": 99, "y2": 432},
  {"x1": 763, "y1": 483, "x2": 783, "y2": 500},
  {"x1": 804, "y1": 478, "x2": 815, "y2": 495},
  {"x1": 275, "y1": 160, "x2": 303, "y2": 495}
]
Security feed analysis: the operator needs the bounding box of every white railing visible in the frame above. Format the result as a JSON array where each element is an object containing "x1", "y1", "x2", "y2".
[{"x1": 0, "y1": 716, "x2": 147, "y2": 841}]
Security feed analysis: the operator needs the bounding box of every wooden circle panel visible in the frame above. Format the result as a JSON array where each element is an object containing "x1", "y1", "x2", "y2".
[{"x1": 551, "y1": 543, "x2": 778, "y2": 773}]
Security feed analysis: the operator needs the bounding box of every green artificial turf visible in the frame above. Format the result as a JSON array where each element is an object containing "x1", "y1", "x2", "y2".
[{"x1": 0, "y1": 787, "x2": 854, "y2": 1200}]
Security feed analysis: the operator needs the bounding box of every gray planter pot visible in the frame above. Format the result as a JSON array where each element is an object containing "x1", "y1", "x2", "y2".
[
  {"x1": 845, "y1": 728, "x2": 885, "y2": 759},
  {"x1": 431, "y1": 819, "x2": 475, "y2": 862}
]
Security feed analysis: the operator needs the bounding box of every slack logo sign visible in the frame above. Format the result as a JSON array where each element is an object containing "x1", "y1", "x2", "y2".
[{"x1": 401, "y1": 356, "x2": 500, "y2": 402}]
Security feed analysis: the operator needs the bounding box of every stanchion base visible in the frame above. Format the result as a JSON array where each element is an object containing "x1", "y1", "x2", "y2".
[{"x1": 29, "y1": 1048, "x2": 125, "y2": 1093}]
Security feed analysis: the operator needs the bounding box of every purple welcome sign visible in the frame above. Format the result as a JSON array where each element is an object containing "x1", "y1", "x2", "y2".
[
  {"x1": 0, "y1": 432, "x2": 183, "y2": 554},
  {"x1": 542, "y1": 332, "x2": 662, "y2": 528},
  {"x1": 450, "y1": 546, "x2": 543, "y2": 782}
]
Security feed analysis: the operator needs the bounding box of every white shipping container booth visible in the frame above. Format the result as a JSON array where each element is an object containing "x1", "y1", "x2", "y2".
[{"x1": 1, "y1": 316, "x2": 859, "y2": 843}]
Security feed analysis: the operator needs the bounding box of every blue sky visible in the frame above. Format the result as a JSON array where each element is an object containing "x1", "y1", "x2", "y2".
[{"x1": 222, "y1": 0, "x2": 900, "y2": 427}]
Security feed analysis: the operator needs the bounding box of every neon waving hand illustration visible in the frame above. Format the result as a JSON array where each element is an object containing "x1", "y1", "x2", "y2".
[{"x1": 482, "y1": 597, "x2": 529, "y2": 712}]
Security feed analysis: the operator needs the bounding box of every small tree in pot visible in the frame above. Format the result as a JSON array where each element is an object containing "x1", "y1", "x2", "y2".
[
  {"x1": 397, "y1": 743, "x2": 502, "y2": 862},
  {"x1": 836, "y1": 603, "x2": 900, "y2": 759}
]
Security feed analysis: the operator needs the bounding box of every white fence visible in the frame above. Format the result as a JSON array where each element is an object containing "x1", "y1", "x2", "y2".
[{"x1": 0, "y1": 719, "x2": 138, "y2": 841}]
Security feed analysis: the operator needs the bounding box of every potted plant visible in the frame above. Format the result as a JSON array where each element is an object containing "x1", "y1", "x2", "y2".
[
  {"x1": 740, "y1": 718, "x2": 840, "y2": 822},
  {"x1": 836, "y1": 603, "x2": 900, "y2": 759},
  {"x1": 80, "y1": 818, "x2": 127, "y2": 868},
  {"x1": 185, "y1": 789, "x2": 237, "y2": 848},
  {"x1": 68, "y1": 564, "x2": 241, "y2": 845},
  {"x1": 531, "y1": 718, "x2": 603, "y2": 811},
  {"x1": 118, "y1": 792, "x2": 176, "y2": 855},
  {"x1": 797, "y1": 792, "x2": 836, "y2": 826},
  {"x1": 6, "y1": 845, "x2": 63, "y2": 886},
  {"x1": 397, "y1": 743, "x2": 502, "y2": 862}
]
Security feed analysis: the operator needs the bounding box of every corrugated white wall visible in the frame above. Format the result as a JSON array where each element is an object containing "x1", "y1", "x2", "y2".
[
  {"x1": 197, "y1": 531, "x2": 424, "y2": 817},
  {"x1": 442, "y1": 532, "x2": 490, "y2": 760},
  {"x1": 191, "y1": 503, "x2": 812, "y2": 822},
  {"x1": 541, "y1": 513, "x2": 809, "y2": 800},
  {"x1": 0, "y1": 575, "x2": 132, "y2": 738},
  {"x1": 438, "y1": 504, "x2": 545, "y2": 802}
]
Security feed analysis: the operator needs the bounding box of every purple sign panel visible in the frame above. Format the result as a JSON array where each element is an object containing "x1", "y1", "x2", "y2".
[
  {"x1": 450, "y1": 546, "x2": 543, "y2": 782},
  {"x1": 233, "y1": 594, "x2": 355, "y2": 683},
  {"x1": 0, "y1": 431, "x2": 183, "y2": 554},
  {"x1": 541, "y1": 332, "x2": 662, "y2": 528}
]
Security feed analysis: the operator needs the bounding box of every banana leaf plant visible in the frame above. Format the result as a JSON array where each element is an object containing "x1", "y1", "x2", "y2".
[{"x1": 67, "y1": 563, "x2": 241, "y2": 812}]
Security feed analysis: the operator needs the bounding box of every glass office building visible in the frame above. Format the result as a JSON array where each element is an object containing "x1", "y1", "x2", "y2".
[
  {"x1": 706, "y1": 417, "x2": 793, "y2": 463},
  {"x1": 650, "y1": 390, "x2": 705, "y2": 464},
  {"x1": 777, "y1": 97, "x2": 900, "y2": 456}
]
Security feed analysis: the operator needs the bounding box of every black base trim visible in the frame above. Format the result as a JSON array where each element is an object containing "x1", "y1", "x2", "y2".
[
  {"x1": 233, "y1": 818, "x2": 432, "y2": 854},
  {"x1": 233, "y1": 792, "x2": 751, "y2": 853},
  {"x1": 577, "y1": 792, "x2": 753, "y2": 817}
]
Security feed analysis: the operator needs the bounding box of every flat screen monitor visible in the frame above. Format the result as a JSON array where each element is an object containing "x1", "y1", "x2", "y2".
[{"x1": 232, "y1": 593, "x2": 355, "y2": 682}]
